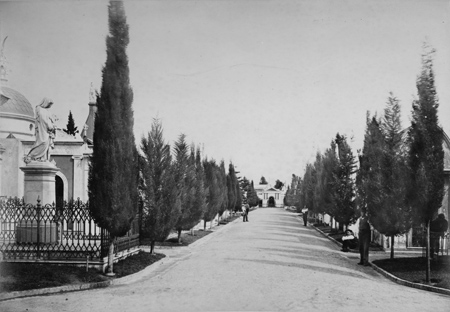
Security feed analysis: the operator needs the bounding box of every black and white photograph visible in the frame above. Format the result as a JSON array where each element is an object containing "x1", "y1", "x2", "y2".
[{"x1": 0, "y1": 0, "x2": 449, "y2": 311}]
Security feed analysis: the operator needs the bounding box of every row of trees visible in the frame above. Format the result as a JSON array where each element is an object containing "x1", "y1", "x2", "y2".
[
  {"x1": 140, "y1": 121, "x2": 253, "y2": 253},
  {"x1": 285, "y1": 46, "x2": 445, "y2": 282},
  {"x1": 87, "y1": 0, "x2": 260, "y2": 275}
]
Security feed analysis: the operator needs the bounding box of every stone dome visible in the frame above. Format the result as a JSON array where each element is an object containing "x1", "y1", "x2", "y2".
[
  {"x1": 0, "y1": 86, "x2": 34, "y2": 117},
  {"x1": 0, "y1": 86, "x2": 35, "y2": 139}
]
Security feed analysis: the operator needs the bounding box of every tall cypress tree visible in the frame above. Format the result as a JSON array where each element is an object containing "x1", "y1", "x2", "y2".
[
  {"x1": 173, "y1": 135, "x2": 200, "y2": 242},
  {"x1": 333, "y1": 133, "x2": 357, "y2": 227},
  {"x1": 300, "y1": 163, "x2": 316, "y2": 212},
  {"x1": 140, "y1": 119, "x2": 180, "y2": 253},
  {"x1": 218, "y1": 160, "x2": 228, "y2": 221},
  {"x1": 316, "y1": 141, "x2": 338, "y2": 218},
  {"x1": 202, "y1": 159, "x2": 220, "y2": 230},
  {"x1": 88, "y1": 1, "x2": 138, "y2": 275},
  {"x1": 227, "y1": 163, "x2": 237, "y2": 212},
  {"x1": 188, "y1": 146, "x2": 207, "y2": 234},
  {"x1": 235, "y1": 178, "x2": 242, "y2": 211},
  {"x1": 63, "y1": 111, "x2": 79, "y2": 136},
  {"x1": 375, "y1": 95, "x2": 411, "y2": 259},
  {"x1": 407, "y1": 46, "x2": 444, "y2": 282}
]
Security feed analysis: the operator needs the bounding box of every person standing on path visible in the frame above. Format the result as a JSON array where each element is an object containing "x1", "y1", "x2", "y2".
[
  {"x1": 358, "y1": 208, "x2": 371, "y2": 266},
  {"x1": 301, "y1": 206, "x2": 308, "y2": 226},
  {"x1": 243, "y1": 204, "x2": 249, "y2": 222}
]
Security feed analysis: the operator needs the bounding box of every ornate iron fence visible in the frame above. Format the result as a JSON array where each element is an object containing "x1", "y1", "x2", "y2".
[{"x1": 0, "y1": 197, "x2": 140, "y2": 262}]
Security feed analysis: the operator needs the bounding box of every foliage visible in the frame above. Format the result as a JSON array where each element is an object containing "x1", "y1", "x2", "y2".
[
  {"x1": 358, "y1": 95, "x2": 411, "y2": 258},
  {"x1": 332, "y1": 133, "x2": 357, "y2": 226},
  {"x1": 274, "y1": 179, "x2": 284, "y2": 190},
  {"x1": 407, "y1": 46, "x2": 444, "y2": 226},
  {"x1": 284, "y1": 174, "x2": 302, "y2": 208},
  {"x1": 259, "y1": 176, "x2": 268, "y2": 185},
  {"x1": 300, "y1": 163, "x2": 316, "y2": 211},
  {"x1": 203, "y1": 159, "x2": 221, "y2": 229},
  {"x1": 406, "y1": 46, "x2": 444, "y2": 281},
  {"x1": 63, "y1": 110, "x2": 79, "y2": 136},
  {"x1": 194, "y1": 148, "x2": 208, "y2": 221},
  {"x1": 88, "y1": 1, "x2": 138, "y2": 274},
  {"x1": 246, "y1": 180, "x2": 260, "y2": 207},
  {"x1": 219, "y1": 160, "x2": 228, "y2": 216},
  {"x1": 217, "y1": 160, "x2": 228, "y2": 217},
  {"x1": 88, "y1": 1, "x2": 138, "y2": 238},
  {"x1": 227, "y1": 163, "x2": 237, "y2": 211},
  {"x1": 173, "y1": 135, "x2": 201, "y2": 242},
  {"x1": 139, "y1": 119, "x2": 181, "y2": 253},
  {"x1": 315, "y1": 142, "x2": 339, "y2": 217},
  {"x1": 235, "y1": 179, "x2": 242, "y2": 211}
]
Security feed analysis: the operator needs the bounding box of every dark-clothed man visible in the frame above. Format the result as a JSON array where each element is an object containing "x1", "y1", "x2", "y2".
[
  {"x1": 302, "y1": 207, "x2": 308, "y2": 226},
  {"x1": 358, "y1": 209, "x2": 371, "y2": 266},
  {"x1": 243, "y1": 204, "x2": 249, "y2": 222}
]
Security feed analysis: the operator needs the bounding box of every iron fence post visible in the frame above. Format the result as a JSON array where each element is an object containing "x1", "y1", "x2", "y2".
[{"x1": 36, "y1": 197, "x2": 41, "y2": 259}]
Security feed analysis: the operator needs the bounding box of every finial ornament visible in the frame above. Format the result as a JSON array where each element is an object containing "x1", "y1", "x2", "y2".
[{"x1": 89, "y1": 82, "x2": 95, "y2": 103}]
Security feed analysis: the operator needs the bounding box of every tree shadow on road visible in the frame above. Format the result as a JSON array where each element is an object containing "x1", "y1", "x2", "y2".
[{"x1": 225, "y1": 257, "x2": 370, "y2": 280}]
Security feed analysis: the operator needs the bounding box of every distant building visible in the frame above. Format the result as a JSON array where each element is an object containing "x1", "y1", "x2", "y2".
[{"x1": 254, "y1": 184, "x2": 285, "y2": 208}]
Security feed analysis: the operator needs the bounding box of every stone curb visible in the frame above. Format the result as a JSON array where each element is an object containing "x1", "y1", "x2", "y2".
[
  {"x1": 0, "y1": 213, "x2": 245, "y2": 302},
  {"x1": 312, "y1": 224, "x2": 450, "y2": 297},
  {"x1": 370, "y1": 262, "x2": 450, "y2": 297}
]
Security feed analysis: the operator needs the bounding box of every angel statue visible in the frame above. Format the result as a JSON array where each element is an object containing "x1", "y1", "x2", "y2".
[{"x1": 24, "y1": 98, "x2": 57, "y2": 163}]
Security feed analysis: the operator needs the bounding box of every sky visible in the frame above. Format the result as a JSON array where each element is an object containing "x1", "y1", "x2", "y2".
[{"x1": 1, "y1": 0, "x2": 449, "y2": 186}]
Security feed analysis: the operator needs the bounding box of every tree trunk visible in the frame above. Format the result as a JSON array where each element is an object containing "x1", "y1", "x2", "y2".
[
  {"x1": 106, "y1": 237, "x2": 115, "y2": 276},
  {"x1": 150, "y1": 240, "x2": 155, "y2": 254},
  {"x1": 204, "y1": 220, "x2": 207, "y2": 231},
  {"x1": 390, "y1": 235, "x2": 395, "y2": 259},
  {"x1": 177, "y1": 229, "x2": 182, "y2": 244},
  {"x1": 426, "y1": 221, "x2": 430, "y2": 283}
]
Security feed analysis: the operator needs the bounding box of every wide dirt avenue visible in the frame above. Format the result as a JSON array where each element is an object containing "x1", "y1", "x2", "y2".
[{"x1": 1, "y1": 208, "x2": 449, "y2": 311}]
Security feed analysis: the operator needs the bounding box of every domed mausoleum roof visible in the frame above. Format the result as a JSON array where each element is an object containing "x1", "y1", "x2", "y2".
[{"x1": 0, "y1": 86, "x2": 34, "y2": 117}]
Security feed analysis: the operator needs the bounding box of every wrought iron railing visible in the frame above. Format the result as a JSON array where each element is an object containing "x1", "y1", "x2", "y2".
[{"x1": 0, "y1": 197, "x2": 140, "y2": 262}]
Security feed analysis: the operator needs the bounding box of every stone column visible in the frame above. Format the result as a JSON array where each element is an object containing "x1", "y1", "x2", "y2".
[
  {"x1": 0, "y1": 144, "x2": 5, "y2": 197},
  {"x1": 72, "y1": 155, "x2": 83, "y2": 200}
]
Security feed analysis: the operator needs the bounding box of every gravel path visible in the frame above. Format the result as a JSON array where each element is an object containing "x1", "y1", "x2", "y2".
[{"x1": 1, "y1": 208, "x2": 449, "y2": 312}]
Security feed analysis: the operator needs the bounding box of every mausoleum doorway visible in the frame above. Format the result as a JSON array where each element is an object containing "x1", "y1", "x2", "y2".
[{"x1": 268, "y1": 196, "x2": 275, "y2": 207}]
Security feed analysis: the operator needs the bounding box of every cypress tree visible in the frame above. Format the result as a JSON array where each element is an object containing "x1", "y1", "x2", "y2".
[
  {"x1": 235, "y1": 178, "x2": 242, "y2": 211},
  {"x1": 371, "y1": 95, "x2": 410, "y2": 259},
  {"x1": 227, "y1": 163, "x2": 237, "y2": 212},
  {"x1": 189, "y1": 146, "x2": 207, "y2": 234},
  {"x1": 407, "y1": 46, "x2": 444, "y2": 282},
  {"x1": 140, "y1": 119, "x2": 181, "y2": 253},
  {"x1": 247, "y1": 180, "x2": 259, "y2": 207},
  {"x1": 88, "y1": 1, "x2": 138, "y2": 275},
  {"x1": 218, "y1": 160, "x2": 228, "y2": 221},
  {"x1": 173, "y1": 135, "x2": 200, "y2": 243},
  {"x1": 333, "y1": 133, "x2": 357, "y2": 227},
  {"x1": 300, "y1": 163, "x2": 316, "y2": 212},
  {"x1": 202, "y1": 159, "x2": 220, "y2": 230},
  {"x1": 63, "y1": 110, "x2": 79, "y2": 136},
  {"x1": 316, "y1": 142, "x2": 339, "y2": 218}
]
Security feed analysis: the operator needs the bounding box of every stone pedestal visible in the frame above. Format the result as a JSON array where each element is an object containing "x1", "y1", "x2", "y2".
[
  {"x1": 18, "y1": 161, "x2": 60, "y2": 245},
  {"x1": 20, "y1": 161, "x2": 60, "y2": 205}
]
